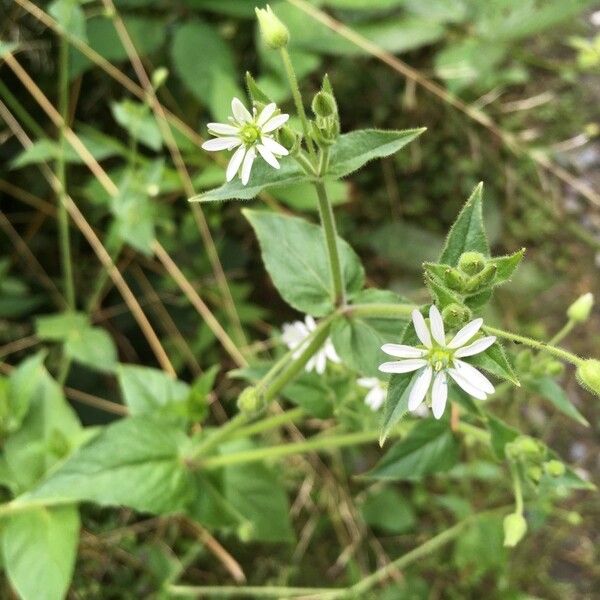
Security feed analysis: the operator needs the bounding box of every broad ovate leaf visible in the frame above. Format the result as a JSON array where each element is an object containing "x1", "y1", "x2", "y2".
[
  {"x1": 243, "y1": 209, "x2": 364, "y2": 316},
  {"x1": 19, "y1": 416, "x2": 193, "y2": 514},
  {"x1": 2, "y1": 505, "x2": 80, "y2": 600}
]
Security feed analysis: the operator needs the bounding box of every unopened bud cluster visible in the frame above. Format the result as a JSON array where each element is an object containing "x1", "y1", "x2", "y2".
[
  {"x1": 444, "y1": 252, "x2": 497, "y2": 294},
  {"x1": 506, "y1": 435, "x2": 565, "y2": 485}
]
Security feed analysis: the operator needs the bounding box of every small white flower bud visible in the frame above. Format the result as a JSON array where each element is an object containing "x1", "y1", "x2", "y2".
[
  {"x1": 503, "y1": 513, "x2": 527, "y2": 547},
  {"x1": 567, "y1": 292, "x2": 594, "y2": 323},
  {"x1": 255, "y1": 5, "x2": 289, "y2": 50}
]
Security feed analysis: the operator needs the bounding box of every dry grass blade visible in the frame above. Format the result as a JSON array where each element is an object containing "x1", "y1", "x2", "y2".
[
  {"x1": 101, "y1": 0, "x2": 247, "y2": 348},
  {"x1": 0, "y1": 90, "x2": 177, "y2": 376},
  {"x1": 2, "y1": 52, "x2": 246, "y2": 370}
]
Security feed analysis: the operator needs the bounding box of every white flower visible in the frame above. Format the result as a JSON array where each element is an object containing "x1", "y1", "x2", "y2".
[
  {"x1": 282, "y1": 315, "x2": 340, "y2": 375},
  {"x1": 357, "y1": 377, "x2": 386, "y2": 411},
  {"x1": 378, "y1": 305, "x2": 497, "y2": 420},
  {"x1": 201, "y1": 98, "x2": 289, "y2": 186}
]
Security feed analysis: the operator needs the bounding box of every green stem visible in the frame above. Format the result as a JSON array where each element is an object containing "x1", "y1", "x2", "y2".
[
  {"x1": 198, "y1": 428, "x2": 394, "y2": 470},
  {"x1": 345, "y1": 302, "x2": 417, "y2": 319},
  {"x1": 57, "y1": 36, "x2": 75, "y2": 310},
  {"x1": 346, "y1": 509, "x2": 507, "y2": 597},
  {"x1": 293, "y1": 151, "x2": 317, "y2": 176},
  {"x1": 231, "y1": 407, "x2": 305, "y2": 440},
  {"x1": 314, "y1": 180, "x2": 345, "y2": 307},
  {"x1": 279, "y1": 47, "x2": 317, "y2": 162},
  {"x1": 548, "y1": 320, "x2": 575, "y2": 346},
  {"x1": 189, "y1": 413, "x2": 249, "y2": 460},
  {"x1": 483, "y1": 325, "x2": 583, "y2": 366}
]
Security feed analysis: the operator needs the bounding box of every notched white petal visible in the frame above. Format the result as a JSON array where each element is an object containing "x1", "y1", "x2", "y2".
[
  {"x1": 429, "y1": 304, "x2": 446, "y2": 346},
  {"x1": 207, "y1": 122, "x2": 239, "y2": 135},
  {"x1": 261, "y1": 136, "x2": 289, "y2": 156},
  {"x1": 454, "y1": 360, "x2": 495, "y2": 394},
  {"x1": 408, "y1": 366, "x2": 432, "y2": 411},
  {"x1": 378, "y1": 359, "x2": 428, "y2": 374},
  {"x1": 454, "y1": 336, "x2": 496, "y2": 358},
  {"x1": 202, "y1": 137, "x2": 240, "y2": 151},
  {"x1": 226, "y1": 145, "x2": 246, "y2": 181},
  {"x1": 381, "y1": 344, "x2": 426, "y2": 358},
  {"x1": 256, "y1": 144, "x2": 280, "y2": 169},
  {"x1": 447, "y1": 368, "x2": 488, "y2": 400},
  {"x1": 261, "y1": 113, "x2": 289, "y2": 133},
  {"x1": 448, "y1": 318, "x2": 483, "y2": 349},
  {"x1": 257, "y1": 103, "x2": 277, "y2": 126},
  {"x1": 240, "y1": 147, "x2": 256, "y2": 185},
  {"x1": 231, "y1": 97, "x2": 252, "y2": 122},
  {"x1": 411, "y1": 309, "x2": 432, "y2": 348},
  {"x1": 431, "y1": 371, "x2": 448, "y2": 419}
]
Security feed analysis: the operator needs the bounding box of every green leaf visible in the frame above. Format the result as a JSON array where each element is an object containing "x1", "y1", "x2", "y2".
[
  {"x1": 2, "y1": 352, "x2": 46, "y2": 434},
  {"x1": 525, "y1": 376, "x2": 589, "y2": 427},
  {"x1": 489, "y1": 249, "x2": 525, "y2": 284},
  {"x1": 170, "y1": 20, "x2": 243, "y2": 119},
  {"x1": 486, "y1": 414, "x2": 519, "y2": 460},
  {"x1": 379, "y1": 370, "x2": 418, "y2": 446},
  {"x1": 2, "y1": 505, "x2": 80, "y2": 600},
  {"x1": 111, "y1": 100, "x2": 162, "y2": 151},
  {"x1": 326, "y1": 128, "x2": 426, "y2": 179},
  {"x1": 360, "y1": 487, "x2": 416, "y2": 534},
  {"x1": 439, "y1": 183, "x2": 490, "y2": 267},
  {"x1": 117, "y1": 364, "x2": 190, "y2": 417},
  {"x1": 367, "y1": 420, "x2": 459, "y2": 480},
  {"x1": 36, "y1": 313, "x2": 117, "y2": 373},
  {"x1": 468, "y1": 341, "x2": 519, "y2": 385},
  {"x1": 190, "y1": 129, "x2": 424, "y2": 203},
  {"x1": 4, "y1": 369, "x2": 81, "y2": 492},
  {"x1": 69, "y1": 16, "x2": 165, "y2": 79},
  {"x1": 219, "y1": 441, "x2": 294, "y2": 543},
  {"x1": 243, "y1": 210, "x2": 364, "y2": 316},
  {"x1": 49, "y1": 0, "x2": 87, "y2": 42},
  {"x1": 332, "y1": 290, "x2": 409, "y2": 377},
  {"x1": 190, "y1": 158, "x2": 307, "y2": 203},
  {"x1": 189, "y1": 440, "x2": 294, "y2": 543},
  {"x1": 20, "y1": 416, "x2": 193, "y2": 514}
]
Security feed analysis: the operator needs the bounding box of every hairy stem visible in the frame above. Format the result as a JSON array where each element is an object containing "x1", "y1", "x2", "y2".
[
  {"x1": 314, "y1": 180, "x2": 345, "y2": 307},
  {"x1": 483, "y1": 325, "x2": 583, "y2": 366},
  {"x1": 231, "y1": 407, "x2": 305, "y2": 440},
  {"x1": 345, "y1": 302, "x2": 417, "y2": 319}
]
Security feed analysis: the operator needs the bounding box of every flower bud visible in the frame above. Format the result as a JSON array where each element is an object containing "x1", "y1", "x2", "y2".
[
  {"x1": 278, "y1": 125, "x2": 300, "y2": 155},
  {"x1": 506, "y1": 435, "x2": 545, "y2": 461},
  {"x1": 566, "y1": 511, "x2": 582, "y2": 526},
  {"x1": 543, "y1": 459, "x2": 566, "y2": 478},
  {"x1": 576, "y1": 359, "x2": 600, "y2": 397},
  {"x1": 312, "y1": 91, "x2": 336, "y2": 118},
  {"x1": 443, "y1": 267, "x2": 468, "y2": 291},
  {"x1": 442, "y1": 303, "x2": 471, "y2": 328},
  {"x1": 458, "y1": 251, "x2": 486, "y2": 276},
  {"x1": 151, "y1": 67, "x2": 169, "y2": 90},
  {"x1": 465, "y1": 263, "x2": 497, "y2": 293},
  {"x1": 237, "y1": 386, "x2": 264, "y2": 414},
  {"x1": 255, "y1": 5, "x2": 289, "y2": 50},
  {"x1": 503, "y1": 512, "x2": 527, "y2": 547},
  {"x1": 237, "y1": 521, "x2": 254, "y2": 542},
  {"x1": 567, "y1": 292, "x2": 594, "y2": 323},
  {"x1": 526, "y1": 465, "x2": 542, "y2": 483}
]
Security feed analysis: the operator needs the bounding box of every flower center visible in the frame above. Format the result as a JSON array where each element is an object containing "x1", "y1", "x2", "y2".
[
  {"x1": 240, "y1": 123, "x2": 261, "y2": 145},
  {"x1": 428, "y1": 348, "x2": 453, "y2": 372}
]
